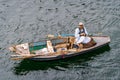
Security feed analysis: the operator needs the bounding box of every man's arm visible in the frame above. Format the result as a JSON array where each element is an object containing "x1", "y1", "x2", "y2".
[
  {"x1": 75, "y1": 28, "x2": 80, "y2": 38},
  {"x1": 84, "y1": 27, "x2": 88, "y2": 35}
]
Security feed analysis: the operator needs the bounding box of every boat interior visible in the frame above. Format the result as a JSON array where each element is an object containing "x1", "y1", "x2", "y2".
[{"x1": 9, "y1": 36, "x2": 97, "y2": 57}]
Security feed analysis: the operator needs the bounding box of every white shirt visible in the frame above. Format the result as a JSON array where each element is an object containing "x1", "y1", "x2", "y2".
[{"x1": 75, "y1": 27, "x2": 91, "y2": 44}]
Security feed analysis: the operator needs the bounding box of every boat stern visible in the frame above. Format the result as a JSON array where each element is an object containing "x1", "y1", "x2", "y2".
[{"x1": 9, "y1": 43, "x2": 30, "y2": 55}]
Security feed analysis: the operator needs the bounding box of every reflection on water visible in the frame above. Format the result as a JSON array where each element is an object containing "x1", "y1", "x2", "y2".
[{"x1": 13, "y1": 45, "x2": 110, "y2": 75}]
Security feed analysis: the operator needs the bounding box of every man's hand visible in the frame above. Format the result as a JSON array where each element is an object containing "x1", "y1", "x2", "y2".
[{"x1": 80, "y1": 33, "x2": 86, "y2": 36}]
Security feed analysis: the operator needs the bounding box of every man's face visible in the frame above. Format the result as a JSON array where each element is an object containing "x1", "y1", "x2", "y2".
[{"x1": 79, "y1": 25, "x2": 83, "y2": 29}]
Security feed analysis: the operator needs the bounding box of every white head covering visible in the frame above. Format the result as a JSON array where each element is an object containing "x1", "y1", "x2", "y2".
[{"x1": 78, "y1": 22, "x2": 84, "y2": 25}]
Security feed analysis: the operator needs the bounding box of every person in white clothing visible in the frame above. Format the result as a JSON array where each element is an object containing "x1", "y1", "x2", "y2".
[
  {"x1": 75, "y1": 22, "x2": 91, "y2": 44},
  {"x1": 74, "y1": 22, "x2": 96, "y2": 48}
]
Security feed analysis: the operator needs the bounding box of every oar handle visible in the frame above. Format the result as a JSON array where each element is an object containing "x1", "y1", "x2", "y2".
[{"x1": 10, "y1": 54, "x2": 43, "y2": 60}]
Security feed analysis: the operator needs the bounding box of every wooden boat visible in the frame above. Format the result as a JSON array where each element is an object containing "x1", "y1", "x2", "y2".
[{"x1": 9, "y1": 34, "x2": 110, "y2": 61}]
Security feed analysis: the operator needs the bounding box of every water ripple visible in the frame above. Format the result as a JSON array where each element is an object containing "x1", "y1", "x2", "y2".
[{"x1": 0, "y1": 0, "x2": 120, "y2": 80}]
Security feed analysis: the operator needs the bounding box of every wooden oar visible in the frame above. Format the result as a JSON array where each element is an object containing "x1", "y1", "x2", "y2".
[
  {"x1": 10, "y1": 51, "x2": 57, "y2": 60},
  {"x1": 11, "y1": 50, "x2": 68, "y2": 60},
  {"x1": 11, "y1": 54, "x2": 45, "y2": 60}
]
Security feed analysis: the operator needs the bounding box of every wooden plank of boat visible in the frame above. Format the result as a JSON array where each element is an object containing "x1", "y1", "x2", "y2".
[{"x1": 9, "y1": 35, "x2": 110, "y2": 61}]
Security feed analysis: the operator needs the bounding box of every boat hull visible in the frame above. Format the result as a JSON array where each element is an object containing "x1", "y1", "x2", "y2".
[
  {"x1": 30, "y1": 43, "x2": 110, "y2": 61},
  {"x1": 29, "y1": 36, "x2": 110, "y2": 61}
]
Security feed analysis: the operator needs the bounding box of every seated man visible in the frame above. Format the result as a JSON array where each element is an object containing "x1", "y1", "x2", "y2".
[{"x1": 74, "y1": 22, "x2": 96, "y2": 48}]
